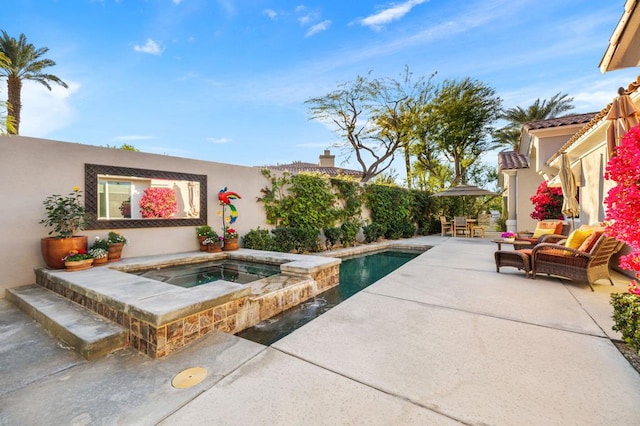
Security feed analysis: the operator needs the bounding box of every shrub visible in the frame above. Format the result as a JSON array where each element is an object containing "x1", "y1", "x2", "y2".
[
  {"x1": 323, "y1": 227, "x2": 342, "y2": 249},
  {"x1": 611, "y1": 291, "x2": 640, "y2": 355},
  {"x1": 401, "y1": 221, "x2": 416, "y2": 238},
  {"x1": 271, "y1": 228, "x2": 296, "y2": 253},
  {"x1": 362, "y1": 223, "x2": 385, "y2": 243},
  {"x1": 340, "y1": 221, "x2": 360, "y2": 247},
  {"x1": 529, "y1": 181, "x2": 563, "y2": 221},
  {"x1": 242, "y1": 227, "x2": 276, "y2": 251}
]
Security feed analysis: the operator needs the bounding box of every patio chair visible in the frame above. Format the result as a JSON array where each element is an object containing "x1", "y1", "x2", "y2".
[
  {"x1": 440, "y1": 216, "x2": 453, "y2": 237},
  {"x1": 530, "y1": 232, "x2": 623, "y2": 291},
  {"x1": 453, "y1": 216, "x2": 469, "y2": 237}
]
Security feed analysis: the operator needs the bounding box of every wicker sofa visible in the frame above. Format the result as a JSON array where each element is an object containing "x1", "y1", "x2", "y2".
[
  {"x1": 530, "y1": 231, "x2": 623, "y2": 291},
  {"x1": 513, "y1": 219, "x2": 569, "y2": 249}
]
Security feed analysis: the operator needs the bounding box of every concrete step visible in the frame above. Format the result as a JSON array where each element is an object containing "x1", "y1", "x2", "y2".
[{"x1": 6, "y1": 285, "x2": 128, "y2": 360}]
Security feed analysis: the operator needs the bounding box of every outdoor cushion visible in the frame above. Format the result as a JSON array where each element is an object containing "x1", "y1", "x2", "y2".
[
  {"x1": 565, "y1": 229, "x2": 594, "y2": 250},
  {"x1": 577, "y1": 231, "x2": 604, "y2": 253},
  {"x1": 532, "y1": 220, "x2": 563, "y2": 237},
  {"x1": 532, "y1": 227, "x2": 557, "y2": 239}
]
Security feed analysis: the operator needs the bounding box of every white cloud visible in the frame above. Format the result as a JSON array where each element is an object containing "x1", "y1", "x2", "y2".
[
  {"x1": 263, "y1": 9, "x2": 278, "y2": 19},
  {"x1": 172, "y1": 0, "x2": 183, "y2": 4},
  {"x1": 305, "y1": 20, "x2": 332, "y2": 37},
  {"x1": 206, "y1": 137, "x2": 231, "y2": 144},
  {"x1": 360, "y1": 0, "x2": 428, "y2": 30},
  {"x1": 19, "y1": 80, "x2": 78, "y2": 137},
  {"x1": 133, "y1": 39, "x2": 163, "y2": 55}
]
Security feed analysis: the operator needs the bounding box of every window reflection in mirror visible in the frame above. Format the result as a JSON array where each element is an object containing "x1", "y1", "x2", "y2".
[
  {"x1": 96, "y1": 176, "x2": 200, "y2": 220},
  {"x1": 85, "y1": 164, "x2": 207, "y2": 230}
]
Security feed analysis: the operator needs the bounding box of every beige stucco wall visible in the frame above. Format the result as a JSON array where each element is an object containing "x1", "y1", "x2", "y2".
[
  {"x1": 0, "y1": 136, "x2": 271, "y2": 296},
  {"x1": 514, "y1": 168, "x2": 543, "y2": 233}
]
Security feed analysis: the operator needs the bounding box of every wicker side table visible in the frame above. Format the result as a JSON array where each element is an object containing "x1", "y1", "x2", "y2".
[{"x1": 494, "y1": 250, "x2": 532, "y2": 278}]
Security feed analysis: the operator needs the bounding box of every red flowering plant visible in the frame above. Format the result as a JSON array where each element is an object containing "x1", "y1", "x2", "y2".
[
  {"x1": 605, "y1": 124, "x2": 640, "y2": 354},
  {"x1": 139, "y1": 187, "x2": 178, "y2": 218},
  {"x1": 223, "y1": 227, "x2": 239, "y2": 239},
  {"x1": 529, "y1": 181, "x2": 564, "y2": 221}
]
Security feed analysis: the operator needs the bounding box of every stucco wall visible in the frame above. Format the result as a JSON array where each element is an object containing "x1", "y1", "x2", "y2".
[
  {"x1": 0, "y1": 136, "x2": 271, "y2": 296},
  {"x1": 515, "y1": 168, "x2": 542, "y2": 233},
  {"x1": 579, "y1": 145, "x2": 610, "y2": 225}
]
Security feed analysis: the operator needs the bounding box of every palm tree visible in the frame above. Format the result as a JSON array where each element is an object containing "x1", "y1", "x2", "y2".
[
  {"x1": 0, "y1": 31, "x2": 68, "y2": 135},
  {"x1": 496, "y1": 92, "x2": 574, "y2": 149}
]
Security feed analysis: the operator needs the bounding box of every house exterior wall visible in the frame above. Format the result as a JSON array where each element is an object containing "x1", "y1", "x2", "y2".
[
  {"x1": 0, "y1": 136, "x2": 271, "y2": 297},
  {"x1": 515, "y1": 167, "x2": 543, "y2": 233}
]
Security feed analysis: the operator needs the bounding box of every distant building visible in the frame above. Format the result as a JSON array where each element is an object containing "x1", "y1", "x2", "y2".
[{"x1": 261, "y1": 150, "x2": 362, "y2": 178}]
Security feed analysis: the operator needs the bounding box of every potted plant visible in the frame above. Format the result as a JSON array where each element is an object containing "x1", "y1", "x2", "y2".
[
  {"x1": 196, "y1": 225, "x2": 215, "y2": 251},
  {"x1": 62, "y1": 249, "x2": 94, "y2": 271},
  {"x1": 40, "y1": 186, "x2": 88, "y2": 269},
  {"x1": 203, "y1": 232, "x2": 222, "y2": 253},
  {"x1": 107, "y1": 231, "x2": 127, "y2": 262},
  {"x1": 501, "y1": 231, "x2": 516, "y2": 242},
  {"x1": 89, "y1": 237, "x2": 109, "y2": 266},
  {"x1": 222, "y1": 227, "x2": 239, "y2": 251}
]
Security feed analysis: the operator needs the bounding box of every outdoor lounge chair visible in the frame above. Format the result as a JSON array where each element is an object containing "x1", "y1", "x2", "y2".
[
  {"x1": 440, "y1": 216, "x2": 452, "y2": 237},
  {"x1": 513, "y1": 219, "x2": 568, "y2": 249},
  {"x1": 530, "y1": 233, "x2": 623, "y2": 291}
]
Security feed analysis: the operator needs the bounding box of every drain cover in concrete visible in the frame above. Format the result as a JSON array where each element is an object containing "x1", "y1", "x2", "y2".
[{"x1": 171, "y1": 367, "x2": 207, "y2": 389}]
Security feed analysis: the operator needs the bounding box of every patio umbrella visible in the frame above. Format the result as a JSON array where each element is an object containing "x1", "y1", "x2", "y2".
[
  {"x1": 558, "y1": 153, "x2": 579, "y2": 230},
  {"x1": 432, "y1": 184, "x2": 497, "y2": 216},
  {"x1": 606, "y1": 87, "x2": 639, "y2": 157}
]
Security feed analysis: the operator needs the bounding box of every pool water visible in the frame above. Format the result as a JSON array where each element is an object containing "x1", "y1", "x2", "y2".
[
  {"x1": 131, "y1": 259, "x2": 281, "y2": 288},
  {"x1": 237, "y1": 250, "x2": 420, "y2": 345}
]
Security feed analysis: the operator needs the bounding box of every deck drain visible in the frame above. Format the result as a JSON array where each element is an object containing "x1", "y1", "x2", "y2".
[{"x1": 171, "y1": 367, "x2": 207, "y2": 389}]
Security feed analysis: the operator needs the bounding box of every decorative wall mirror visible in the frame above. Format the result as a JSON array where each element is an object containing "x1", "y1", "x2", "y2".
[{"x1": 85, "y1": 164, "x2": 207, "y2": 229}]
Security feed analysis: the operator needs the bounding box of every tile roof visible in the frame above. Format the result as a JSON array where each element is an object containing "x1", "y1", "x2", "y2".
[
  {"x1": 260, "y1": 161, "x2": 363, "y2": 177},
  {"x1": 523, "y1": 113, "x2": 598, "y2": 130},
  {"x1": 546, "y1": 74, "x2": 640, "y2": 165},
  {"x1": 498, "y1": 151, "x2": 529, "y2": 170}
]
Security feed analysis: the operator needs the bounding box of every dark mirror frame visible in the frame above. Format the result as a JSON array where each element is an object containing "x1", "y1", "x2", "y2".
[{"x1": 85, "y1": 163, "x2": 207, "y2": 230}]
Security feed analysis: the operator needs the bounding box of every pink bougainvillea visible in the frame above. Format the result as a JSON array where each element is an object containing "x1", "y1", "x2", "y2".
[
  {"x1": 605, "y1": 124, "x2": 640, "y2": 285},
  {"x1": 529, "y1": 181, "x2": 564, "y2": 221},
  {"x1": 139, "y1": 187, "x2": 178, "y2": 218}
]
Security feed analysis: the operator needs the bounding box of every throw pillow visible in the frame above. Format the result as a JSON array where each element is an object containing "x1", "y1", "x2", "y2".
[
  {"x1": 565, "y1": 229, "x2": 594, "y2": 250},
  {"x1": 532, "y1": 227, "x2": 556, "y2": 239},
  {"x1": 577, "y1": 231, "x2": 604, "y2": 253}
]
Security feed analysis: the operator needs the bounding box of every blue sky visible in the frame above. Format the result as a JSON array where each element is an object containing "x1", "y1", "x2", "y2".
[{"x1": 2, "y1": 0, "x2": 639, "y2": 175}]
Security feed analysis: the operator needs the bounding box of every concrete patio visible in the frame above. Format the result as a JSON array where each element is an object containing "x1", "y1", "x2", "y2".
[{"x1": 1, "y1": 235, "x2": 639, "y2": 425}]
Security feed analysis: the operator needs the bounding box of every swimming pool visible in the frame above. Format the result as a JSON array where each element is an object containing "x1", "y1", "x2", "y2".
[
  {"x1": 131, "y1": 259, "x2": 281, "y2": 287},
  {"x1": 236, "y1": 250, "x2": 421, "y2": 345}
]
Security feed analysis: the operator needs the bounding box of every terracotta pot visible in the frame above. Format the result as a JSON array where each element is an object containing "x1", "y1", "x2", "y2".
[
  {"x1": 93, "y1": 256, "x2": 109, "y2": 266},
  {"x1": 108, "y1": 242, "x2": 125, "y2": 262},
  {"x1": 197, "y1": 236, "x2": 208, "y2": 251},
  {"x1": 223, "y1": 237, "x2": 239, "y2": 251},
  {"x1": 41, "y1": 236, "x2": 88, "y2": 269},
  {"x1": 64, "y1": 258, "x2": 94, "y2": 272},
  {"x1": 207, "y1": 242, "x2": 222, "y2": 253}
]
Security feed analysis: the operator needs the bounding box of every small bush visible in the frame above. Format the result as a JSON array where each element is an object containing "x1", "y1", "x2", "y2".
[
  {"x1": 362, "y1": 223, "x2": 385, "y2": 243},
  {"x1": 611, "y1": 292, "x2": 640, "y2": 355},
  {"x1": 340, "y1": 221, "x2": 360, "y2": 247},
  {"x1": 293, "y1": 227, "x2": 321, "y2": 253},
  {"x1": 401, "y1": 221, "x2": 416, "y2": 238},
  {"x1": 271, "y1": 227, "x2": 296, "y2": 253},
  {"x1": 242, "y1": 227, "x2": 275, "y2": 251},
  {"x1": 323, "y1": 227, "x2": 342, "y2": 249}
]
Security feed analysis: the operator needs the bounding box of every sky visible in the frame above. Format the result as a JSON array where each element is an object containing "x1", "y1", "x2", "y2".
[{"x1": 2, "y1": 0, "x2": 639, "y2": 178}]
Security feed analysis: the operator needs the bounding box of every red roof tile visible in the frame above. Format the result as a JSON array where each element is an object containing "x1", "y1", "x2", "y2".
[{"x1": 498, "y1": 151, "x2": 529, "y2": 170}]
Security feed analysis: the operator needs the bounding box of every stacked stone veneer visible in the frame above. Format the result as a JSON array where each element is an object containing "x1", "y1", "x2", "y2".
[{"x1": 35, "y1": 258, "x2": 340, "y2": 358}]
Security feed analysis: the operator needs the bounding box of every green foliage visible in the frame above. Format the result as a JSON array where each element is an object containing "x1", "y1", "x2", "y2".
[
  {"x1": 611, "y1": 293, "x2": 640, "y2": 355},
  {"x1": 495, "y1": 215, "x2": 507, "y2": 232},
  {"x1": 410, "y1": 189, "x2": 438, "y2": 235},
  {"x1": 400, "y1": 222, "x2": 416, "y2": 238},
  {"x1": 40, "y1": 187, "x2": 87, "y2": 238},
  {"x1": 286, "y1": 174, "x2": 337, "y2": 230},
  {"x1": 242, "y1": 227, "x2": 276, "y2": 251},
  {"x1": 330, "y1": 177, "x2": 361, "y2": 222},
  {"x1": 323, "y1": 227, "x2": 342, "y2": 249},
  {"x1": 340, "y1": 221, "x2": 360, "y2": 247},
  {"x1": 90, "y1": 237, "x2": 109, "y2": 251},
  {"x1": 362, "y1": 222, "x2": 385, "y2": 243},
  {"x1": 258, "y1": 169, "x2": 291, "y2": 227},
  {"x1": 195, "y1": 225, "x2": 215, "y2": 237},
  {"x1": 363, "y1": 184, "x2": 412, "y2": 240},
  {"x1": 271, "y1": 228, "x2": 296, "y2": 253},
  {"x1": 107, "y1": 231, "x2": 127, "y2": 245}
]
